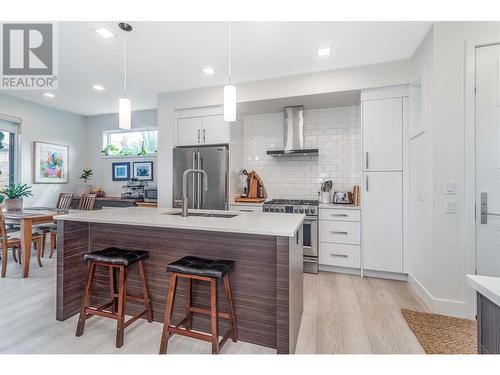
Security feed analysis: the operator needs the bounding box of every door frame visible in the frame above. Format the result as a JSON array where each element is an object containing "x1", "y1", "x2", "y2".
[{"x1": 464, "y1": 37, "x2": 500, "y2": 319}]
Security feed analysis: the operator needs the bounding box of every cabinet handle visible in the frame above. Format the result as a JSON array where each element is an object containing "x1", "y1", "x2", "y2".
[
  {"x1": 330, "y1": 253, "x2": 348, "y2": 258},
  {"x1": 203, "y1": 129, "x2": 206, "y2": 143},
  {"x1": 365, "y1": 175, "x2": 369, "y2": 192},
  {"x1": 330, "y1": 231, "x2": 348, "y2": 235},
  {"x1": 197, "y1": 129, "x2": 201, "y2": 143},
  {"x1": 331, "y1": 213, "x2": 348, "y2": 217},
  {"x1": 365, "y1": 152, "x2": 369, "y2": 169}
]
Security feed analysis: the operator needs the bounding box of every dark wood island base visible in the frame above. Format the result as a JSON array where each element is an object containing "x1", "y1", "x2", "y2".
[{"x1": 56, "y1": 221, "x2": 303, "y2": 354}]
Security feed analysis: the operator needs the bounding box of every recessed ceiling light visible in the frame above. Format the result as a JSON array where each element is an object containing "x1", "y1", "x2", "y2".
[
  {"x1": 43, "y1": 93, "x2": 55, "y2": 98},
  {"x1": 95, "y1": 27, "x2": 115, "y2": 39},
  {"x1": 317, "y1": 47, "x2": 331, "y2": 57},
  {"x1": 92, "y1": 84, "x2": 105, "y2": 91},
  {"x1": 202, "y1": 67, "x2": 216, "y2": 76}
]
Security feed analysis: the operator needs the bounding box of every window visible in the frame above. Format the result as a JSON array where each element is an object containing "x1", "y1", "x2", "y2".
[
  {"x1": 102, "y1": 128, "x2": 158, "y2": 156},
  {"x1": 0, "y1": 117, "x2": 19, "y2": 186}
]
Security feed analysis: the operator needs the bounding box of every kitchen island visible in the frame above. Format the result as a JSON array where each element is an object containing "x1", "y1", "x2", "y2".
[{"x1": 55, "y1": 207, "x2": 304, "y2": 354}]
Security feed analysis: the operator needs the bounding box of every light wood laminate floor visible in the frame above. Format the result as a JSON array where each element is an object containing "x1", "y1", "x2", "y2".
[{"x1": 0, "y1": 253, "x2": 426, "y2": 354}]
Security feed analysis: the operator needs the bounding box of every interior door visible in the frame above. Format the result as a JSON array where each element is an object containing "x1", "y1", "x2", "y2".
[
  {"x1": 202, "y1": 115, "x2": 229, "y2": 145},
  {"x1": 363, "y1": 171, "x2": 403, "y2": 273},
  {"x1": 198, "y1": 146, "x2": 228, "y2": 210},
  {"x1": 362, "y1": 98, "x2": 403, "y2": 171},
  {"x1": 475, "y1": 44, "x2": 500, "y2": 277},
  {"x1": 172, "y1": 147, "x2": 198, "y2": 208}
]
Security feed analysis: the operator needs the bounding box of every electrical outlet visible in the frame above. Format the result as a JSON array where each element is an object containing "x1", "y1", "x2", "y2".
[
  {"x1": 445, "y1": 199, "x2": 457, "y2": 213},
  {"x1": 445, "y1": 180, "x2": 456, "y2": 194}
]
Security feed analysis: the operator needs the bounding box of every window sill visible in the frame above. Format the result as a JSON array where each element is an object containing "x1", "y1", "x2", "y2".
[{"x1": 100, "y1": 154, "x2": 158, "y2": 160}]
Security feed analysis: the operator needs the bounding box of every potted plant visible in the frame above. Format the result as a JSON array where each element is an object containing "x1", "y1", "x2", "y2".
[
  {"x1": 0, "y1": 183, "x2": 33, "y2": 211},
  {"x1": 76, "y1": 169, "x2": 93, "y2": 195}
]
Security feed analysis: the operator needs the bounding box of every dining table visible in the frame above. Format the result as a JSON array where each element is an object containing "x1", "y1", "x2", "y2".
[{"x1": 3, "y1": 207, "x2": 70, "y2": 278}]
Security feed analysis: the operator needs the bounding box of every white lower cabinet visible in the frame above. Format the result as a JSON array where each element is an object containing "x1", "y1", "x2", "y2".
[
  {"x1": 319, "y1": 221, "x2": 360, "y2": 245},
  {"x1": 319, "y1": 243, "x2": 361, "y2": 268},
  {"x1": 319, "y1": 207, "x2": 362, "y2": 270},
  {"x1": 229, "y1": 204, "x2": 263, "y2": 213},
  {"x1": 362, "y1": 171, "x2": 403, "y2": 273}
]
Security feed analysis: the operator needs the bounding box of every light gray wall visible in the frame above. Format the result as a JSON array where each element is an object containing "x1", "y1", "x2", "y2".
[
  {"x1": 0, "y1": 93, "x2": 86, "y2": 207},
  {"x1": 85, "y1": 109, "x2": 157, "y2": 197}
]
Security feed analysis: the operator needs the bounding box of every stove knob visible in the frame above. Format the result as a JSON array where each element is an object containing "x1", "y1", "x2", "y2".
[
  {"x1": 263, "y1": 207, "x2": 269, "y2": 212},
  {"x1": 294, "y1": 208, "x2": 298, "y2": 213},
  {"x1": 280, "y1": 208, "x2": 285, "y2": 213},
  {"x1": 310, "y1": 208, "x2": 316, "y2": 214},
  {"x1": 305, "y1": 208, "x2": 310, "y2": 214},
  {"x1": 299, "y1": 208, "x2": 304, "y2": 213},
  {"x1": 269, "y1": 207, "x2": 274, "y2": 212}
]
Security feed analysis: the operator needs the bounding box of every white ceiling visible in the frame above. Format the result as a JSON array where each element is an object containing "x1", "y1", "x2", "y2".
[{"x1": 4, "y1": 21, "x2": 431, "y2": 116}]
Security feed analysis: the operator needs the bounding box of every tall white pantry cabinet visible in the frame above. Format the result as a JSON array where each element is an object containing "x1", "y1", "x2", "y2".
[{"x1": 361, "y1": 86, "x2": 408, "y2": 274}]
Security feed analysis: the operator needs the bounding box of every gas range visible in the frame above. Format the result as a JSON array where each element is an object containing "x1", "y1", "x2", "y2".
[{"x1": 263, "y1": 199, "x2": 319, "y2": 216}]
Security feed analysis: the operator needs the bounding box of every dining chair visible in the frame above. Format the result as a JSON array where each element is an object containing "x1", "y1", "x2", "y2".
[
  {"x1": 78, "y1": 193, "x2": 97, "y2": 211},
  {"x1": 1, "y1": 209, "x2": 43, "y2": 278},
  {"x1": 38, "y1": 192, "x2": 75, "y2": 257}
]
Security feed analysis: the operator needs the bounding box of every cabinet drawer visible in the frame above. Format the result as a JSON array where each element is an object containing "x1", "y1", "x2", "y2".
[
  {"x1": 319, "y1": 209, "x2": 360, "y2": 222},
  {"x1": 319, "y1": 221, "x2": 360, "y2": 245},
  {"x1": 230, "y1": 204, "x2": 263, "y2": 213},
  {"x1": 319, "y1": 243, "x2": 360, "y2": 268}
]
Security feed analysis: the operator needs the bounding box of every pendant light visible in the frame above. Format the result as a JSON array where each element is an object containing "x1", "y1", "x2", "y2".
[
  {"x1": 118, "y1": 22, "x2": 132, "y2": 129},
  {"x1": 224, "y1": 23, "x2": 236, "y2": 122}
]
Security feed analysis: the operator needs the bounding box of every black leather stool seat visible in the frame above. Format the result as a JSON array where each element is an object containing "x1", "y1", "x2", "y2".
[
  {"x1": 84, "y1": 248, "x2": 149, "y2": 266},
  {"x1": 167, "y1": 256, "x2": 234, "y2": 279}
]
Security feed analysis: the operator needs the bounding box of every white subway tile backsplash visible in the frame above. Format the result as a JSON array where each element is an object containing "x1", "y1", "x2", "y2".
[{"x1": 232, "y1": 106, "x2": 361, "y2": 200}]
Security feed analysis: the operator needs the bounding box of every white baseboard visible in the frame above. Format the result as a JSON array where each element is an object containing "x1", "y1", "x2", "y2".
[
  {"x1": 318, "y1": 265, "x2": 407, "y2": 281},
  {"x1": 408, "y1": 273, "x2": 467, "y2": 318}
]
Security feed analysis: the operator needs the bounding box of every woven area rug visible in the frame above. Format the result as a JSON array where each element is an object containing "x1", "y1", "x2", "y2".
[{"x1": 401, "y1": 309, "x2": 477, "y2": 354}]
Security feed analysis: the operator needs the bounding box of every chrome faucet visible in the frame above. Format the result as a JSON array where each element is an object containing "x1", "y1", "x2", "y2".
[{"x1": 182, "y1": 169, "x2": 208, "y2": 217}]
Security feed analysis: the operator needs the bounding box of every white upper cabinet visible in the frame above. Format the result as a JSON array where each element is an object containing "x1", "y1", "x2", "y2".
[
  {"x1": 177, "y1": 117, "x2": 203, "y2": 146},
  {"x1": 202, "y1": 115, "x2": 230, "y2": 145},
  {"x1": 362, "y1": 97, "x2": 403, "y2": 171},
  {"x1": 176, "y1": 114, "x2": 229, "y2": 146}
]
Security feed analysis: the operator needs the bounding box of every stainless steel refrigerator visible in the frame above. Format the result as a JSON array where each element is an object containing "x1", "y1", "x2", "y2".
[{"x1": 172, "y1": 145, "x2": 229, "y2": 210}]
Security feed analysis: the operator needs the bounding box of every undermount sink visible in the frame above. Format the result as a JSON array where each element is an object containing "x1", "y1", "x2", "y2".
[{"x1": 167, "y1": 212, "x2": 238, "y2": 218}]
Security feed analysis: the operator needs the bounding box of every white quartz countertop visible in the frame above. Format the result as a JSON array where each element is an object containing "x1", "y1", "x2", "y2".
[
  {"x1": 466, "y1": 274, "x2": 500, "y2": 307},
  {"x1": 319, "y1": 203, "x2": 361, "y2": 210},
  {"x1": 57, "y1": 207, "x2": 305, "y2": 237}
]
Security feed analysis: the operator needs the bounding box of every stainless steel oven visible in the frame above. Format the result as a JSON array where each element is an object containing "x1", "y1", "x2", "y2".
[{"x1": 263, "y1": 199, "x2": 319, "y2": 274}]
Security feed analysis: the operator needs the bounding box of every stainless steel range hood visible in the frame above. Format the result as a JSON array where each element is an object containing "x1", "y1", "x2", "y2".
[{"x1": 266, "y1": 105, "x2": 319, "y2": 157}]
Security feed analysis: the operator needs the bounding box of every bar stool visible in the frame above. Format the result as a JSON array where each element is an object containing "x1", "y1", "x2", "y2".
[
  {"x1": 75, "y1": 247, "x2": 153, "y2": 348},
  {"x1": 159, "y1": 256, "x2": 238, "y2": 354}
]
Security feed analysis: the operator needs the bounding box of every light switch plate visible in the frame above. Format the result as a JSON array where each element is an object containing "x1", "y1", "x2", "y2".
[
  {"x1": 445, "y1": 199, "x2": 457, "y2": 213},
  {"x1": 417, "y1": 191, "x2": 424, "y2": 201},
  {"x1": 445, "y1": 180, "x2": 456, "y2": 194}
]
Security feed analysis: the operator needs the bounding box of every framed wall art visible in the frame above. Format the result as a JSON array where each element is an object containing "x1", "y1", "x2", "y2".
[{"x1": 33, "y1": 141, "x2": 69, "y2": 184}]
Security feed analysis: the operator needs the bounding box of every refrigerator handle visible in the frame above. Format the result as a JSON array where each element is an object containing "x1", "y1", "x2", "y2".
[
  {"x1": 198, "y1": 152, "x2": 203, "y2": 209},
  {"x1": 192, "y1": 152, "x2": 197, "y2": 208}
]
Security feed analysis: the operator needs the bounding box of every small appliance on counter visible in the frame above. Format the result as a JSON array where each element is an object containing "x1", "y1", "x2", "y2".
[
  {"x1": 144, "y1": 186, "x2": 158, "y2": 202},
  {"x1": 332, "y1": 191, "x2": 354, "y2": 204},
  {"x1": 121, "y1": 179, "x2": 148, "y2": 199}
]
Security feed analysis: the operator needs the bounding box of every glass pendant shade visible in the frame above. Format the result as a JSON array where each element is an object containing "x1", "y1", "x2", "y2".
[
  {"x1": 224, "y1": 84, "x2": 236, "y2": 122},
  {"x1": 118, "y1": 97, "x2": 131, "y2": 129}
]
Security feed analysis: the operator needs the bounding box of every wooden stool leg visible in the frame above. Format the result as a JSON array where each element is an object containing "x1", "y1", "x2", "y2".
[
  {"x1": 76, "y1": 262, "x2": 96, "y2": 336},
  {"x1": 223, "y1": 275, "x2": 238, "y2": 342},
  {"x1": 138, "y1": 260, "x2": 153, "y2": 322},
  {"x1": 185, "y1": 278, "x2": 192, "y2": 330},
  {"x1": 35, "y1": 238, "x2": 43, "y2": 267},
  {"x1": 109, "y1": 267, "x2": 117, "y2": 313},
  {"x1": 159, "y1": 273, "x2": 178, "y2": 354},
  {"x1": 49, "y1": 232, "x2": 57, "y2": 258},
  {"x1": 210, "y1": 278, "x2": 219, "y2": 354},
  {"x1": 116, "y1": 265, "x2": 126, "y2": 348}
]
